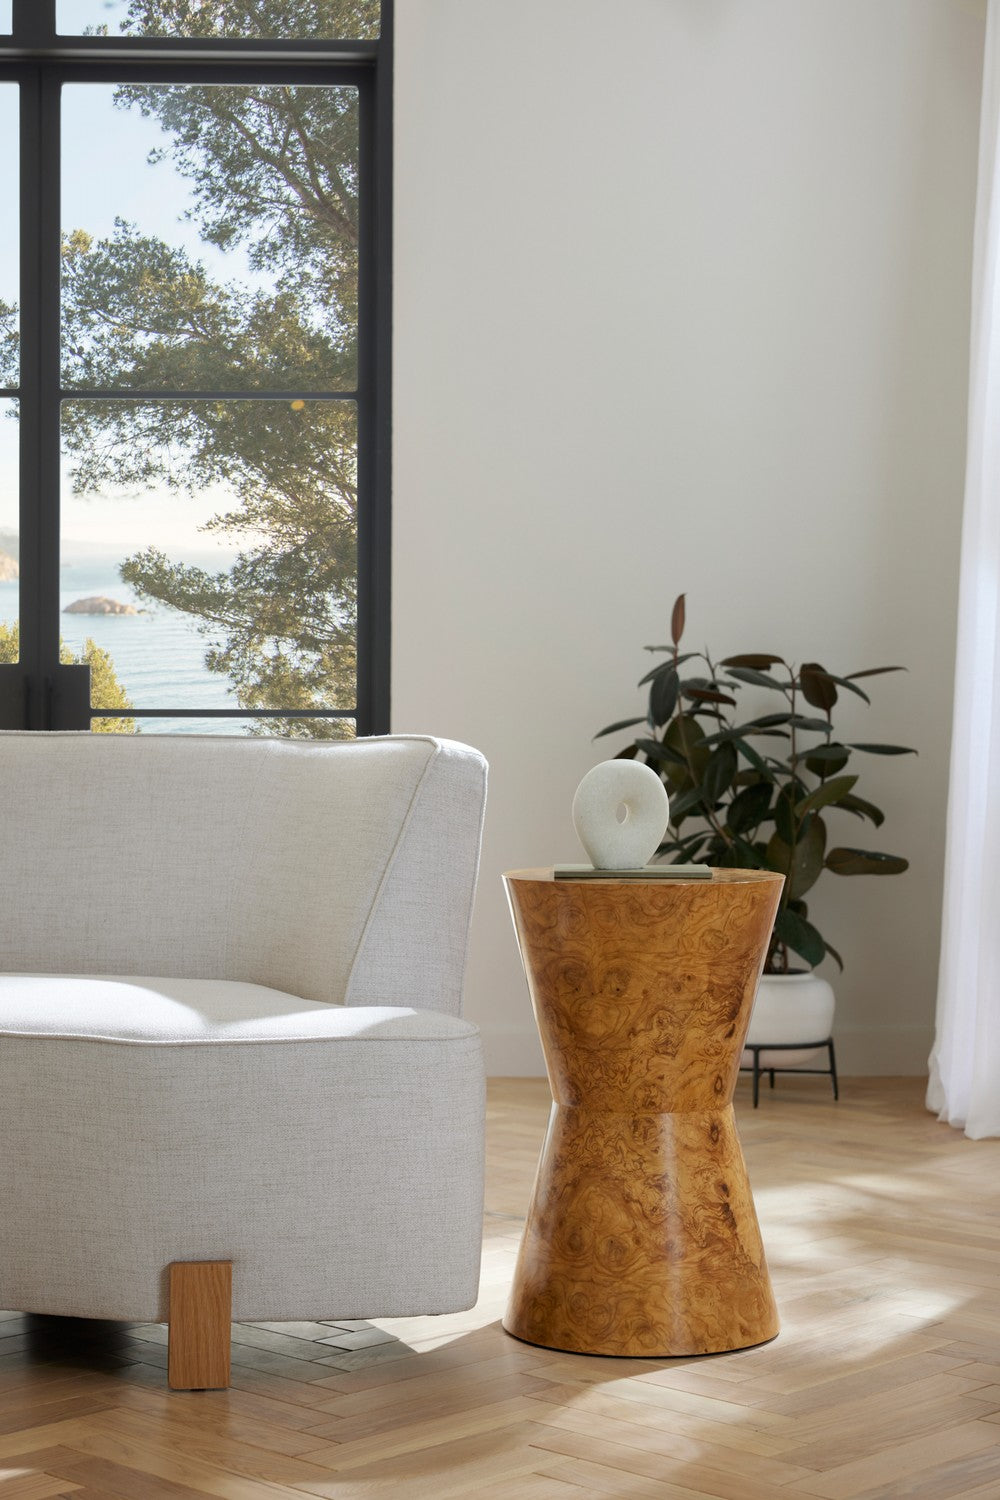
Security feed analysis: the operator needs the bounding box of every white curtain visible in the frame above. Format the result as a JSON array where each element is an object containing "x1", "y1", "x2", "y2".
[{"x1": 927, "y1": 1, "x2": 1000, "y2": 1139}]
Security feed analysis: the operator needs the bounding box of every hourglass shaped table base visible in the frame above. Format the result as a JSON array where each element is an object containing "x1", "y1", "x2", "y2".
[{"x1": 502, "y1": 869, "x2": 783, "y2": 1358}]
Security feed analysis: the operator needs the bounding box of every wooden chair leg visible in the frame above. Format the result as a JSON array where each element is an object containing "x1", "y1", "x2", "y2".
[{"x1": 168, "y1": 1261, "x2": 232, "y2": 1390}]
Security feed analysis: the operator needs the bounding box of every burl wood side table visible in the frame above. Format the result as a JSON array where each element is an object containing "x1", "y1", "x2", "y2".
[{"x1": 502, "y1": 868, "x2": 783, "y2": 1358}]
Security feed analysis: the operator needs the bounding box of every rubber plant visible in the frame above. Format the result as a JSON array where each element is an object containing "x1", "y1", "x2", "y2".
[{"x1": 595, "y1": 594, "x2": 915, "y2": 973}]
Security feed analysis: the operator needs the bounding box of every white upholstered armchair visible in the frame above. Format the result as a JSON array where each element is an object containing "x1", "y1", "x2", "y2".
[{"x1": 0, "y1": 732, "x2": 487, "y2": 1388}]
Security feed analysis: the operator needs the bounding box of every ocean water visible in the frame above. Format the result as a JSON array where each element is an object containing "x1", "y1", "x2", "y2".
[{"x1": 0, "y1": 551, "x2": 251, "y2": 734}]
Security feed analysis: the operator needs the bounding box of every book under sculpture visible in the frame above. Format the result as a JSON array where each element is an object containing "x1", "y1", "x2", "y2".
[{"x1": 552, "y1": 864, "x2": 712, "y2": 880}]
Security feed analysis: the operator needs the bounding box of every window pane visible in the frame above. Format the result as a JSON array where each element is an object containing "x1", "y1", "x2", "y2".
[
  {"x1": 61, "y1": 82, "x2": 359, "y2": 391},
  {"x1": 92, "y1": 714, "x2": 356, "y2": 737},
  {"x1": 57, "y1": 0, "x2": 379, "y2": 40},
  {"x1": 0, "y1": 85, "x2": 18, "y2": 388},
  {"x1": 0, "y1": 2, "x2": 11, "y2": 33},
  {"x1": 0, "y1": 401, "x2": 17, "y2": 663},
  {"x1": 61, "y1": 398, "x2": 358, "y2": 716}
]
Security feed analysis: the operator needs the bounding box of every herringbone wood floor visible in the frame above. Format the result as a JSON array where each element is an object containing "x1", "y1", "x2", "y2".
[{"x1": 2, "y1": 1076, "x2": 999, "y2": 1499}]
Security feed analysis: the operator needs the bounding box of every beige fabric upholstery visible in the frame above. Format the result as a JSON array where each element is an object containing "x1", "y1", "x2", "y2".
[
  {"x1": 0, "y1": 732, "x2": 485, "y2": 1014},
  {"x1": 0, "y1": 974, "x2": 480, "y2": 1045},
  {"x1": 0, "y1": 733, "x2": 488, "y2": 1323}
]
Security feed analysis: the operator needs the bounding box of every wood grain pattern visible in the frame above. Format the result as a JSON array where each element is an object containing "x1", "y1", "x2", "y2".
[
  {"x1": 167, "y1": 1262, "x2": 232, "y2": 1391},
  {"x1": 502, "y1": 869, "x2": 783, "y2": 1357}
]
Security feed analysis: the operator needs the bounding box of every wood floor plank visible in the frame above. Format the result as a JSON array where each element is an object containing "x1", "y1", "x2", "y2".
[
  {"x1": 526, "y1": 1380, "x2": 793, "y2": 1456},
  {"x1": 308, "y1": 1350, "x2": 550, "y2": 1421},
  {"x1": 302, "y1": 1373, "x2": 553, "y2": 1448},
  {"x1": 283, "y1": 1426, "x2": 564, "y2": 1500},
  {"x1": 749, "y1": 1350, "x2": 973, "y2": 1419},
  {"x1": 774, "y1": 1371, "x2": 998, "y2": 1448},
  {"x1": 525, "y1": 1424, "x2": 803, "y2": 1500},
  {"x1": 846, "y1": 1443, "x2": 1000, "y2": 1500},
  {"x1": 472, "y1": 1477, "x2": 614, "y2": 1500},
  {"x1": 75, "y1": 1409, "x2": 344, "y2": 1491},
  {"x1": 57, "y1": 1423, "x2": 321, "y2": 1500},
  {"x1": 537, "y1": 1454, "x2": 742, "y2": 1500},
  {"x1": 791, "y1": 1420, "x2": 1000, "y2": 1498},
  {"x1": 0, "y1": 1422, "x2": 113, "y2": 1463},
  {"x1": 33, "y1": 1451, "x2": 230, "y2": 1500},
  {"x1": 0, "y1": 1472, "x2": 83, "y2": 1498},
  {"x1": 785, "y1": 1395, "x2": 1000, "y2": 1471},
  {"x1": 522, "y1": 1397, "x2": 815, "y2": 1485},
  {"x1": 529, "y1": 1365, "x2": 790, "y2": 1429},
  {"x1": 300, "y1": 1395, "x2": 542, "y2": 1472},
  {"x1": 107, "y1": 1387, "x2": 336, "y2": 1458}
]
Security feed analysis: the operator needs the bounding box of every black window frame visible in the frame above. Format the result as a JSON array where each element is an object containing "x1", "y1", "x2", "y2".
[{"x1": 0, "y1": 0, "x2": 392, "y2": 735}]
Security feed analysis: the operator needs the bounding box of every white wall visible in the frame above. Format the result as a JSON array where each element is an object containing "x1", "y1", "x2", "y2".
[{"x1": 392, "y1": 0, "x2": 984, "y2": 1075}]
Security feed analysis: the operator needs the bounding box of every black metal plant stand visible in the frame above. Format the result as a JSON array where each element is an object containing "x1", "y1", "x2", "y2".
[{"x1": 741, "y1": 1038, "x2": 839, "y2": 1108}]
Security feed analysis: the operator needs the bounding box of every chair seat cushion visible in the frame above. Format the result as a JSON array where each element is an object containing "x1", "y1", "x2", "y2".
[
  {"x1": 0, "y1": 971, "x2": 485, "y2": 1322},
  {"x1": 0, "y1": 974, "x2": 479, "y2": 1046}
]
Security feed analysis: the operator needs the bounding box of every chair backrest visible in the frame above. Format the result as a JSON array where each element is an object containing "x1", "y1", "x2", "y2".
[{"x1": 0, "y1": 732, "x2": 487, "y2": 1014}]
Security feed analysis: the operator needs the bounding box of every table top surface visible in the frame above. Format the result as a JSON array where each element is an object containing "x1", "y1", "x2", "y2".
[{"x1": 503, "y1": 867, "x2": 784, "y2": 886}]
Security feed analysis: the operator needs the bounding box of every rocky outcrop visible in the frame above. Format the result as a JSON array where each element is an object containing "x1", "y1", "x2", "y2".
[
  {"x1": 0, "y1": 550, "x2": 17, "y2": 581},
  {"x1": 63, "y1": 596, "x2": 137, "y2": 616}
]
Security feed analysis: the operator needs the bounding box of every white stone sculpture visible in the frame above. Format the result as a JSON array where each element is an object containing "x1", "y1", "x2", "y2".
[{"x1": 572, "y1": 759, "x2": 670, "y2": 871}]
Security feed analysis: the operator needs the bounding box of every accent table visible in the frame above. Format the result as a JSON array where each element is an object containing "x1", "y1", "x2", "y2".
[{"x1": 502, "y1": 867, "x2": 784, "y2": 1358}]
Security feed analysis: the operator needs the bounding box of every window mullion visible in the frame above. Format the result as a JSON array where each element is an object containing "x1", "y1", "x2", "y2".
[
  {"x1": 37, "y1": 68, "x2": 62, "y2": 704},
  {"x1": 12, "y1": 1, "x2": 55, "y2": 46},
  {"x1": 17, "y1": 65, "x2": 42, "y2": 719}
]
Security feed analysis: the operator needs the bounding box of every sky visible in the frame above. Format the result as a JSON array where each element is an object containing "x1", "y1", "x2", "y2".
[
  {"x1": 52, "y1": 1, "x2": 379, "y2": 40},
  {"x1": 58, "y1": 1, "x2": 134, "y2": 27},
  {"x1": 0, "y1": 74, "x2": 305, "y2": 558}
]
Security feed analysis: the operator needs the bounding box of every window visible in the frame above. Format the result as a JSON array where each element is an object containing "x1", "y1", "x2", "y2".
[{"x1": 0, "y1": 0, "x2": 391, "y2": 736}]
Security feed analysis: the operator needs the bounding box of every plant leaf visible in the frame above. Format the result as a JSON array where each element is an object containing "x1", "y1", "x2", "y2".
[
  {"x1": 663, "y1": 828, "x2": 712, "y2": 851},
  {"x1": 668, "y1": 785, "x2": 705, "y2": 821},
  {"x1": 635, "y1": 738, "x2": 687, "y2": 768},
  {"x1": 747, "y1": 712, "x2": 793, "y2": 728},
  {"x1": 650, "y1": 667, "x2": 679, "y2": 726},
  {"x1": 772, "y1": 908, "x2": 826, "y2": 967},
  {"x1": 719, "y1": 653, "x2": 785, "y2": 668},
  {"x1": 836, "y1": 792, "x2": 885, "y2": 827},
  {"x1": 724, "y1": 667, "x2": 788, "y2": 691},
  {"x1": 638, "y1": 655, "x2": 698, "y2": 686},
  {"x1": 805, "y1": 742, "x2": 851, "y2": 774},
  {"x1": 823, "y1": 938, "x2": 845, "y2": 972},
  {"x1": 774, "y1": 789, "x2": 796, "y2": 845},
  {"x1": 845, "y1": 666, "x2": 907, "y2": 680},
  {"x1": 702, "y1": 741, "x2": 738, "y2": 804},
  {"x1": 727, "y1": 781, "x2": 773, "y2": 834},
  {"x1": 700, "y1": 721, "x2": 795, "y2": 748},
  {"x1": 615, "y1": 744, "x2": 639, "y2": 761},
  {"x1": 732, "y1": 737, "x2": 779, "y2": 781},
  {"x1": 848, "y1": 743, "x2": 917, "y2": 756},
  {"x1": 799, "y1": 662, "x2": 838, "y2": 713},
  {"x1": 767, "y1": 815, "x2": 827, "y2": 899},
  {"x1": 665, "y1": 713, "x2": 711, "y2": 778},
  {"x1": 826, "y1": 847, "x2": 909, "y2": 875},
  {"x1": 828, "y1": 674, "x2": 870, "y2": 705},
  {"x1": 640, "y1": 650, "x2": 701, "y2": 669},
  {"x1": 670, "y1": 593, "x2": 686, "y2": 647},
  {"x1": 787, "y1": 715, "x2": 835, "y2": 733},
  {"x1": 731, "y1": 834, "x2": 766, "y2": 867},
  {"x1": 594, "y1": 716, "x2": 646, "y2": 740},
  {"x1": 685, "y1": 686, "x2": 738, "y2": 707},
  {"x1": 795, "y1": 774, "x2": 858, "y2": 816}
]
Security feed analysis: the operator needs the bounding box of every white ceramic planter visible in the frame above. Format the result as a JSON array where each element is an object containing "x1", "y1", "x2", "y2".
[{"x1": 742, "y1": 970, "x2": 836, "y2": 1069}]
